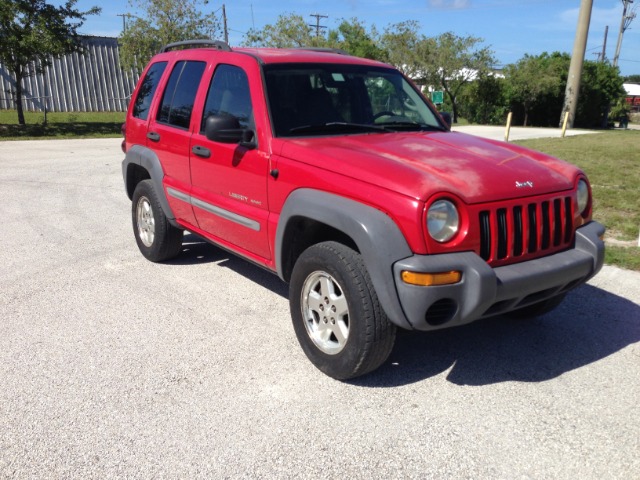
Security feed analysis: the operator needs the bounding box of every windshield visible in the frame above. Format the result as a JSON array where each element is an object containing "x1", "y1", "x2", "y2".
[{"x1": 264, "y1": 63, "x2": 445, "y2": 137}]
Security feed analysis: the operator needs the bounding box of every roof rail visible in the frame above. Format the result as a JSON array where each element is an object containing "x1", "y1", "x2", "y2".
[
  {"x1": 160, "y1": 40, "x2": 232, "y2": 53},
  {"x1": 296, "y1": 47, "x2": 349, "y2": 56}
]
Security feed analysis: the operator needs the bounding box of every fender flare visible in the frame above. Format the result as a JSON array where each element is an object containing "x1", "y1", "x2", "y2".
[
  {"x1": 276, "y1": 188, "x2": 414, "y2": 329},
  {"x1": 122, "y1": 145, "x2": 176, "y2": 224}
]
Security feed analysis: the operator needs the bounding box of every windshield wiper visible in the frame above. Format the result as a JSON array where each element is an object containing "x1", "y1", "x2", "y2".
[
  {"x1": 289, "y1": 122, "x2": 392, "y2": 135},
  {"x1": 376, "y1": 121, "x2": 446, "y2": 132}
]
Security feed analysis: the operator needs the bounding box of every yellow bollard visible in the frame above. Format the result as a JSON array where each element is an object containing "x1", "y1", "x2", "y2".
[
  {"x1": 561, "y1": 111, "x2": 570, "y2": 138},
  {"x1": 504, "y1": 112, "x2": 513, "y2": 142}
]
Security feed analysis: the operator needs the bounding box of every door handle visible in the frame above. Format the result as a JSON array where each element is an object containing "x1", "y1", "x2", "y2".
[
  {"x1": 192, "y1": 145, "x2": 211, "y2": 158},
  {"x1": 147, "y1": 131, "x2": 160, "y2": 142}
]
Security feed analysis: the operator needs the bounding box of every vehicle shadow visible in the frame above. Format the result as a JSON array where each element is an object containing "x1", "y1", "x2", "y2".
[
  {"x1": 167, "y1": 237, "x2": 639, "y2": 388},
  {"x1": 167, "y1": 234, "x2": 289, "y2": 297},
  {"x1": 352, "y1": 284, "x2": 640, "y2": 388}
]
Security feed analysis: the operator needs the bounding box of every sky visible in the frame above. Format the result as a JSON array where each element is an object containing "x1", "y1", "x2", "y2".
[{"x1": 53, "y1": 0, "x2": 640, "y2": 76}]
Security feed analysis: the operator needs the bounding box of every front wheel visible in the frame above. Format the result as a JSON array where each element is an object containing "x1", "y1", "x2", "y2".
[
  {"x1": 289, "y1": 241, "x2": 396, "y2": 380},
  {"x1": 131, "y1": 180, "x2": 183, "y2": 262}
]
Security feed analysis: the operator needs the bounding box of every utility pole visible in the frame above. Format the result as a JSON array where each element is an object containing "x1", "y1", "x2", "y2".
[
  {"x1": 560, "y1": 0, "x2": 593, "y2": 129},
  {"x1": 222, "y1": 4, "x2": 229, "y2": 44},
  {"x1": 309, "y1": 13, "x2": 328, "y2": 37},
  {"x1": 600, "y1": 25, "x2": 611, "y2": 128},
  {"x1": 117, "y1": 13, "x2": 130, "y2": 32},
  {"x1": 613, "y1": 0, "x2": 637, "y2": 67},
  {"x1": 600, "y1": 26, "x2": 609, "y2": 62}
]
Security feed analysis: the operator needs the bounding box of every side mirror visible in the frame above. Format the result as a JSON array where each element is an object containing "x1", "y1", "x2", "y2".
[
  {"x1": 205, "y1": 115, "x2": 255, "y2": 147},
  {"x1": 440, "y1": 112, "x2": 452, "y2": 129}
]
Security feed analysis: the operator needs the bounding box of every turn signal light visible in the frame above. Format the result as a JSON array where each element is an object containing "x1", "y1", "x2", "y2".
[{"x1": 401, "y1": 270, "x2": 462, "y2": 286}]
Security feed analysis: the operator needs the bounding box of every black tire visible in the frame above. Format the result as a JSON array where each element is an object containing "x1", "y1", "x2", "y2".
[
  {"x1": 506, "y1": 293, "x2": 567, "y2": 320},
  {"x1": 131, "y1": 180, "x2": 183, "y2": 262},
  {"x1": 289, "y1": 241, "x2": 396, "y2": 380}
]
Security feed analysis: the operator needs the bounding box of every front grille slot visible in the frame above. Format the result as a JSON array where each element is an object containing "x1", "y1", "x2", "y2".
[
  {"x1": 564, "y1": 197, "x2": 573, "y2": 243},
  {"x1": 541, "y1": 200, "x2": 550, "y2": 250},
  {"x1": 497, "y1": 208, "x2": 508, "y2": 259},
  {"x1": 513, "y1": 206, "x2": 523, "y2": 256},
  {"x1": 479, "y1": 195, "x2": 574, "y2": 265},
  {"x1": 553, "y1": 199, "x2": 563, "y2": 246},
  {"x1": 479, "y1": 211, "x2": 492, "y2": 260},
  {"x1": 528, "y1": 203, "x2": 537, "y2": 253}
]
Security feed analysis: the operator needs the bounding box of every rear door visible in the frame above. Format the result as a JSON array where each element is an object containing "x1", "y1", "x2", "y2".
[
  {"x1": 126, "y1": 60, "x2": 168, "y2": 149},
  {"x1": 146, "y1": 59, "x2": 207, "y2": 226}
]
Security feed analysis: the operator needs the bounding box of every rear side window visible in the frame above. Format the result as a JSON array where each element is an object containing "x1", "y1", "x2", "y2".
[
  {"x1": 157, "y1": 61, "x2": 206, "y2": 129},
  {"x1": 132, "y1": 61, "x2": 167, "y2": 120}
]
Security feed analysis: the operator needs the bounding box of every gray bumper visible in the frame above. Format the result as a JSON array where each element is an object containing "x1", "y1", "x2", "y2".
[{"x1": 391, "y1": 221, "x2": 605, "y2": 331}]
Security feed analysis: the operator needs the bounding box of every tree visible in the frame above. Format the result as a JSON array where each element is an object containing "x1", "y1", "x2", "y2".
[
  {"x1": 623, "y1": 74, "x2": 640, "y2": 83},
  {"x1": 503, "y1": 52, "x2": 625, "y2": 128},
  {"x1": 244, "y1": 15, "x2": 386, "y2": 60},
  {"x1": 416, "y1": 33, "x2": 496, "y2": 124},
  {"x1": 575, "y1": 61, "x2": 625, "y2": 128},
  {"x1": 504, "y1": 53, "x2": 566, "y2": 127},
  {"x1": 119, "y1": 0, "x2": 220, "y2": 70},
  {"x1": 379, "y1": 21, "x2": 422, "y2": 77},
  {"x1": 327, "y1": 18, "x2": 386, "y2": 60},
  {"x1": 609, "y1": 97, "x2": 631, "y2": 126},
  {"x1": 0, "y1": 0, "x2": 100, "y2": 125},
  {"x1": 244, "y1": 13, "x2": 320, "y2": 48},
  {"x1": 458, "y1": 75, "x2": 508, "y2": 125}
]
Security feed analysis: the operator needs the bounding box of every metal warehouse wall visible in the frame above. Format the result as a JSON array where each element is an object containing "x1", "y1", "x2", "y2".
[{"x1": 0, "y1": 36, "x2": 140, "y2": 113}]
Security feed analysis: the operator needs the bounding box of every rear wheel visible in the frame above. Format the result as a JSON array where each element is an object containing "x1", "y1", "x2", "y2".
[
  {"x1": 132, "y1": 180, "x2": 183, "y2": 262},
  {"x1": 289, "y1": 241, "x2": 396, "y2": 380}
]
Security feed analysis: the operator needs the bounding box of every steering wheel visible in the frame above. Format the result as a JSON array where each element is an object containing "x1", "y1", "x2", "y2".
[
  {"x1": 404, "y1": 98, "x2": 418, "y2": 111},
  {"x1": 373, "y1": 111, "x2": 396, "y2": 120}
]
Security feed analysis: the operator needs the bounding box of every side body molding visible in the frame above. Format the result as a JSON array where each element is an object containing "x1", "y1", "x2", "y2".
[
  {"x1": 275, "y1": 189, "x2": 414, "y2": 329},
  {"x1": 122, "y1": 145, "x2": 177, "y2": 225}
]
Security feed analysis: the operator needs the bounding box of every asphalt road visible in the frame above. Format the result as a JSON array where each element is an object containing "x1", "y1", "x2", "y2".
[{"x1": 1, "y1": 138, "x2": 639, "y2": 479}]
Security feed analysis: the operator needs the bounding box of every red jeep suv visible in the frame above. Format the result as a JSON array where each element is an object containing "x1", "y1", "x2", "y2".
[{"x1": 122, "y1": 40, "x2": 605, "y2": 379}]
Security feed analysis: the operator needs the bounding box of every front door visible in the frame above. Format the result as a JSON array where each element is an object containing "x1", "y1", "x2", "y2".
[{"x1": 189, "y1": 62, "x2": 271, "y2": 260}]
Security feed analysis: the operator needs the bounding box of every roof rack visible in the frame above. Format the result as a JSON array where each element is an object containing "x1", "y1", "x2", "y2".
[
  {"x1": 296, "y1": 47, "x2": 349, "y2": 56},
  {"x1": 160, "y1": 40, "x2": 232, "y2": 53}
]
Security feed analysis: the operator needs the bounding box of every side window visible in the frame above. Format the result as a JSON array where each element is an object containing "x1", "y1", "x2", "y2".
[
  {"x1": 157, "y1": 60, "x2": 206, "y2": 129},
  {"x1": 201, "y1": 64, "x2": 253, "y2": 132},
  {"x1": 132, "y1": 61, "x2": 167, "y2": 120}
]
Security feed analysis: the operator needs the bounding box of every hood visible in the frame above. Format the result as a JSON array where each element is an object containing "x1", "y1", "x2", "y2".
[{"x1": 278, "y1": 131, "x2": 581, "y2": 204}]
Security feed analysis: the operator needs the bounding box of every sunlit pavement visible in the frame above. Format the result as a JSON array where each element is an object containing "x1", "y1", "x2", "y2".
[{"x1": 452, "y1": 124, "x2": 598, "y2": 141}]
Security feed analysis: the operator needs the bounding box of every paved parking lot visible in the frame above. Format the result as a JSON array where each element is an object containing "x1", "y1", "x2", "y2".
[{"x1": 1, "y1": 138, "x2": 639, "y2": 478}]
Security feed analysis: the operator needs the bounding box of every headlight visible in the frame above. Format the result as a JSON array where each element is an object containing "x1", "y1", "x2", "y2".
[
  {"x1": 427, "y1": 200, "x2": 459, "y2": 243},
  {"x1": 577, "y1": 179, "x2": 589, "y2": 216}
]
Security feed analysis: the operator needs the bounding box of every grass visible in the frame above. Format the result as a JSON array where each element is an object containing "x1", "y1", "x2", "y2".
[
  {"x1": 0, "y1": 110, "x2": 125, "y2": 139},
  {"x1": 515, "y1": 130, "x2": 640, "y2": 271},
  {"x1": 604, "y1": 245, "x2": 640, "y2": 271}
]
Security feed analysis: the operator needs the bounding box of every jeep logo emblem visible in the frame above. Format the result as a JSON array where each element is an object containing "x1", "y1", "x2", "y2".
[{"x1": 515, "y1": 181, "x2": 534, "y2": 188}]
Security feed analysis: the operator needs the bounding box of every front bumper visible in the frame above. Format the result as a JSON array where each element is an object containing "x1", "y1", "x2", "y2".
[{"x1": 392, "y1": 221, "x2": 605, "y2": 331}]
